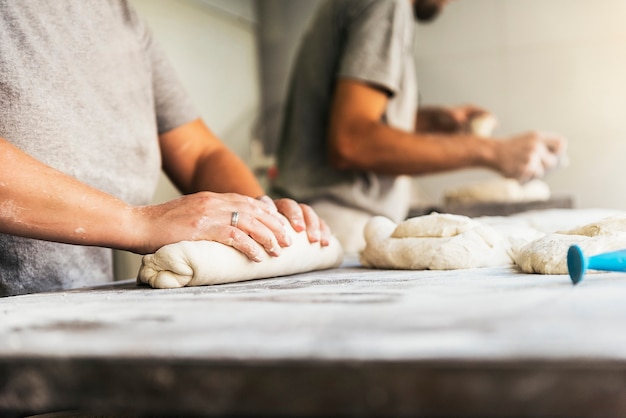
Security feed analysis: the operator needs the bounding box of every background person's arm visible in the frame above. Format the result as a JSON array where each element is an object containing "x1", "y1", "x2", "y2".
[{"x1": 328, "y1": 79, "x2": 566, "y2": 182}]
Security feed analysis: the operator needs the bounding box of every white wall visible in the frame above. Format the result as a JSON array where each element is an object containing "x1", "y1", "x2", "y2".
[
  {"x1": 129, "y1": 0, "x2": 259, "y2": 172},
  {"x1": 255, "y1": 1, "x2": 321, "y2": 155},
  {"x1": 115, "y1": 0, "x2": 260, "y2": 279},
  {"x1": 413, "y1": 0, "x2": 626, "y2": 209}
]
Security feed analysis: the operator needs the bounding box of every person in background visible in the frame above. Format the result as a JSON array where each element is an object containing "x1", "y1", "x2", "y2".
[
  {"x1": 270, "y1": 0, "x2": 567, "y2": 254},
  {"x1": 0, "y1": 1, "x2": 330, "y2": 297}
]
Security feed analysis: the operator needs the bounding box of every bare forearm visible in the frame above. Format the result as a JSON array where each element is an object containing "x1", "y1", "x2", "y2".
[
  {"x1": 331, "y1": 121, "x2": 496, "y2": 175},
  {"x1": 190, "y1": 147, "x2": 264, "y2": 197},
  {"x1": 0, "y1": 138, "x2": 136, "y2": 250},
  {"x1": 160, "y1": 119, "x2": 264, "y2": 198},
  {"x1": 156, "y1": 119, "x2": 328, "y2": 248},
  {"x1": 0, "y1": 128, "x2": 327, "y2": 259}
]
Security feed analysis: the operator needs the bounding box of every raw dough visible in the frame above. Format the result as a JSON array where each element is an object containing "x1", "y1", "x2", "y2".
[
  {"x1": 469, "y1": 113, "x2": 497, "y2": 137},
  {"x1": 360, "y1": 209, "x2": 626, "y2": 274},
  {"x1": 444, "y1": 178, "x2": 551, "y2": 204},
  {"x1": 391, "y1": 212, "x2": 479, "y2": 238},
  {"x1": 514, "y1": 215, "x2": 626, "y2": 274},
  {"x1": 137, "y1": 221, "x2": 344, "y2": 289},
  {"x1": 360, "y1": 213, "x2": 513, "y2": 270}
]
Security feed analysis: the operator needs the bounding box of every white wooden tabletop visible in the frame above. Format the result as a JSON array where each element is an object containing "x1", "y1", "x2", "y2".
[{"x1": 2, "y1": 208, "x2": 626, "y2": 417}]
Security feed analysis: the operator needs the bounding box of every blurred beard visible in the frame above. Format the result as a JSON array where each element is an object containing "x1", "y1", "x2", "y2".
[{"x1": 413, "y1": 0, "x2": 443, "y2": 22}]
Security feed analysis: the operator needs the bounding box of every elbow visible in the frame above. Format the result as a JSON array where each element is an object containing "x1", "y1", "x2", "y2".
[
  {"x1": 328, "y1": 121, "x2": 376, "y2": 171},
  {"x1": 328, "y1": 133, "x2": 353, "y2": 170}
]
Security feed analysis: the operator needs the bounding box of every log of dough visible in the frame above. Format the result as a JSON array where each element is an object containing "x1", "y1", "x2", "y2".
[
  {"x1": 360, "y1": 213, "x2": 512, "y2": 270},
  {"x1": 137, "y1": 225, "x2": 344, "y2": 289},
  {"x1": 444, "y1": 178, "x2": 550, "y2": 204},
  {"x1": 514, "y1": 214, "x2": 626, "y2": 274}
]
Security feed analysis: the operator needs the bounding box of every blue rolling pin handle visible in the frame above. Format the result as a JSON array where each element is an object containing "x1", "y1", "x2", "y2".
[
  {"x1": 567, "y1": 245, "x2": 587, "y2": 284},
  {"x1": 567, "y1": 245, "x2": 626, "y2": 285},
  {"x1": 588, "y1": 249, "x2": 626, "y2": 272}
]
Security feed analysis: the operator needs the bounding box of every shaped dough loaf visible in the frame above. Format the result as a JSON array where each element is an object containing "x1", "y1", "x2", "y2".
[
  {"x1": 444, "y1": 178, "x2": 550, "y2": 204},
  {"x1": 360, "y1": 213, "x2": 512, "y2": 270},
  {"x1": 514, "y1": 214, "x2": 626, "y2": 274},
  {"x1": 138, "y1": 224, "x2": 344, "y2": 289}
]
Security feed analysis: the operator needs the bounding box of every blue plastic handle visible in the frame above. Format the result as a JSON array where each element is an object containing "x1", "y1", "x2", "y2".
[
  {"x1": 588, "y1": 249, "x2": 626, "y2": 272},
  {"x1": 567, "y1": 245, "x2": 626, "y2": 284}
]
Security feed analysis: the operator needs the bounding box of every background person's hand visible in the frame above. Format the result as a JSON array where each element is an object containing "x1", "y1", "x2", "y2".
[{"x1": 493, "y1": 131, "x2": 567, "y2": 182}]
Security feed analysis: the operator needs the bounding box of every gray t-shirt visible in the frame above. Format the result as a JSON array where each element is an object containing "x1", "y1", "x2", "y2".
[
  {"x1": 0, "y1": 1, "x2": 197, "y2": 296},
  {"x1": 272, "y1": 0, "x2": 418, "y2": 222}
]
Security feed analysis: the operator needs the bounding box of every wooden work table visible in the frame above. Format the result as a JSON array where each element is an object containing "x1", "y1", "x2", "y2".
[{"x1": 2, "y1": 209, "x2": 626, "y2": 417}]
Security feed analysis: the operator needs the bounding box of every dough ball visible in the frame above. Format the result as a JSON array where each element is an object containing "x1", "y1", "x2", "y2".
[
  {"x1": 391, "y1": 212, "x2": 479, "y2": 238},
  {"x1": 514, "y1": 214, "x2": 626, "y2": 274},
  {"x1": 444, "y1": 178, "x2": 551, "y2": 204},
  {"x1": 514, "y1": 233, "x2": 626, "y2": 274},
  {"x1": 361, "y1": 213, "x2": 512, "y2": 270},
  {"x1": 469, "y1": 113, "x2": 497, "y2": 137},
  {"x1": 562, "y1": 214, "x2": 626, "y2": 237}
]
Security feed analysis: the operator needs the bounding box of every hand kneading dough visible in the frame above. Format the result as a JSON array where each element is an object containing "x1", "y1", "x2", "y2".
[
  {"x1": 137, "y1": 224, "x2": 344, "y2": 289},
  {"x1": 360, "y1": 213, "x2": 512, "y2": 270},
  {"x1": 444, "y1": 178, "x2": 550, "y2": 204},
  {"x1": 514, "y1": 215, "x2": 626, "y2": 274}
]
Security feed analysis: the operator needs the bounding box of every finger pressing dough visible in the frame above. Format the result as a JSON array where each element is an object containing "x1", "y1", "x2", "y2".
[
  {"x1": 514, "y1": 214, "x2": 626, "y2": 274},
  {"x1": 444, "y1": 178, "x2": 550, "y2": 204},
  {"x1": 137, "y1": 225, "x2": 344, "y2": 289},
  {"x1": 360, "y1": 213, "x2": 512, "y2": 270}
]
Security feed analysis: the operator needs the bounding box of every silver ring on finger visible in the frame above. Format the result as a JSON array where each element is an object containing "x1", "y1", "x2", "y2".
[{"x1": 231, "y1": 211, "x2": 240, "y2": 228}]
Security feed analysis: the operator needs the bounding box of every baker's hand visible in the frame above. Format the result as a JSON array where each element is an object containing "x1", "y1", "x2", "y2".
[
  {"x1": 494, "y1": 131, "x2": 567, "y2": 182},
  {"x1": 132, "y1": 191, "x2": 292, "y2": 261},
  {"x1": 259, "y1": 196, "x2": 331, "y2": 247}
]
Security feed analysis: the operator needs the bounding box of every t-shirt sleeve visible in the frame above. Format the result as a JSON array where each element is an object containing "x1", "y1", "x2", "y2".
[
  {"x1": 142, "y1": 26, "x2": 199, "y2": 135},
  {"x1": 338, "y1": 0, "x2": 409, "y2": 96}
]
